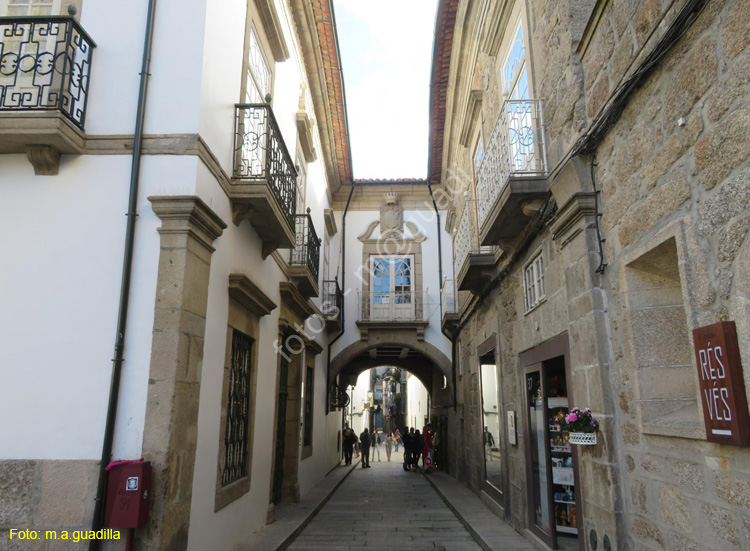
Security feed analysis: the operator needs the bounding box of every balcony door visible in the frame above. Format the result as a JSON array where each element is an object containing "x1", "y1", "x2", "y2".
[
  {"x1": 503, "y1": 20, "x2": 537, "y2": 172},
  {"x1": 370, "y1": 255, "x2": 414, "y2": 320}
]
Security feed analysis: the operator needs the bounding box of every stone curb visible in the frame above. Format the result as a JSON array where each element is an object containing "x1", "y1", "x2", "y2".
[
  {"x1": 274, "y1": 461, "x2": 358, "y2": 551},
  {"x1": 237, "y1": 461, "x2": 358, "y2": 551},
  {"x1": 421, "y1": 471, "x2": 495, "y2": 551}
]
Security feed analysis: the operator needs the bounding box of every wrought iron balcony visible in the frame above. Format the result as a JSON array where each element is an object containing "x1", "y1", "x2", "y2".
[
  {"x1": 288, "y1": 209, "x2": 321, "y2": 298},
  {"x1": 0, "y1": 16, "x2": 96, "y2": 174},
  {"x1": 475, "y1": 99, "x2": 548, "y2": 249},
  {"x1": 322, "y1": 280, "x2": 343, "y2": 333},
  {"x1": 231, "y1": 103, "x2": 297, "y2": 258},
  {"x1": 453, "y1": 198, "x2": 497, "y2": 293},
  {"x1": 441, "y1": 278, "x2": 459, "y2": 336},
  {"x1": 357, "y1": 291, "x2": 429, "y2": 322}
]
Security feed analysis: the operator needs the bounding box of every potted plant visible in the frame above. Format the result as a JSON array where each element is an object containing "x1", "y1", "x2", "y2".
[{"x1": 556, "y1": 408, "x2": 599, "y2": 445}]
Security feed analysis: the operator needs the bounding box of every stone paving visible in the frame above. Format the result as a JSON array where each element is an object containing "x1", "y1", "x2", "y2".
[{"x1": 280, "y1": 450, "x2": 535, "y2": 551}]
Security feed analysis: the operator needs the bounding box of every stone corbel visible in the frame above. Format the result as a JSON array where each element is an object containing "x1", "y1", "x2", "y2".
[
  {"x1": 324, "y1": 208, "x2": 337, "y2": 236},
  {"x1": 296, "y1": 111, "x2": 317, "y2": 163},
  {"x1": 26, "y1": 145, "x2": 62, "y2": 175}
]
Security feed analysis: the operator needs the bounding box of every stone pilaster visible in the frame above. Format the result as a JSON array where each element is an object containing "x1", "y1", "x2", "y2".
[
  {"x1": 141, "y1": 196, "x2": 226, "y2": 551},
  {"x1": 551, "y1": 166, "x2": 626, "y2": 551}
]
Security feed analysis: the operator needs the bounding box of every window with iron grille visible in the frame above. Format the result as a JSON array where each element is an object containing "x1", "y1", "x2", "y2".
[
  {"x1": 222, "y1": 329, "x2": 253, "y2": 486},
  {"x1": 523, "y1": 251, "x2": 545, "y2": 312},
  {"x1": 303, "y1": 365, "x2": 314, "y2": 447}
]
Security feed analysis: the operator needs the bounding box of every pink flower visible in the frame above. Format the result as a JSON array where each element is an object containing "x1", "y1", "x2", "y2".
[{"x1": 568, "y1": 413, "x2": 578, "y2": 423}]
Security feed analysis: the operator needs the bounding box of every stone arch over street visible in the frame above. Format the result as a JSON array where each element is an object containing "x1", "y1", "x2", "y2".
[{"x1": 331, "y1": 339, "x2": 453, "y2": 407}]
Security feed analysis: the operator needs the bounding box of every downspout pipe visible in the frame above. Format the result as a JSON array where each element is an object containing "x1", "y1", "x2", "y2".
[
  {"x1": 426, "y1": 0, "x2": 456, "y2": 411},
  {"x1": 89, "y1": 0, "x2": 158, "y2": 547},
  {"x1": 326, "y1": 0, "x2": 354, "y2": 415},
  {"x1": 327, "y1": 182, "x2": 354, "y2": 412}
]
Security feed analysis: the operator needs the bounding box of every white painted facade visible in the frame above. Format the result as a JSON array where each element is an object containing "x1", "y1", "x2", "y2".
[
  {"x1": 406, "y1": 373, "x2": 429, "y2": 431},
  {"x1": 0, "y1": 0, "x2": 344, "y2": 548},
  {"x1": 331, "y1": 208, "x2": 453, "y2": 360}
]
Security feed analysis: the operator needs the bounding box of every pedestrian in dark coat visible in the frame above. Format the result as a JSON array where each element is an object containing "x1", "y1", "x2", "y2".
[
  {"x1": 342, "y1": 428, "x2": 357, "y2": 465},
  {"x1": 401, "y1": 426, "x2": 412, "y2": 471},
  {"x1": 359, "y1": 428, "x2": 371, "y2": 468},
  {"x1": 410, "y1": 427, "x2": 423, "y2": 470}
]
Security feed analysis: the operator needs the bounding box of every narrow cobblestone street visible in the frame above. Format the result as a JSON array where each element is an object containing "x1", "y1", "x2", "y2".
[{"x1": 282, "y1": 450, "x2": 533, "y2": 551}]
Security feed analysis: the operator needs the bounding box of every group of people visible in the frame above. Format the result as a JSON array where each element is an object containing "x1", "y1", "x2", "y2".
[
  {"x1": 341, "y1": 424, "x2": 436, "y2": 473},
  {"x1": 401, "y1": 425, "x2": 434, "y2": 473}
]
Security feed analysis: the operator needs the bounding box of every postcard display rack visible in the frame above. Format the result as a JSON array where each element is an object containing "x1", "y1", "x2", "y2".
[{"x1": 547, "y1": 397, "x2": 578, "y2": 535}]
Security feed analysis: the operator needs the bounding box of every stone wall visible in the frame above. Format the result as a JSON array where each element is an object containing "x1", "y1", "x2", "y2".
[
  {"x1": 0, "y1": 460, "x2": 100, "y2": 551},
  {"x1": 443, "y1": 0, "x2": 750, "y2": 549},
  {"x1": 592, "y1": 0, "x2": 750, "y2": 549}
]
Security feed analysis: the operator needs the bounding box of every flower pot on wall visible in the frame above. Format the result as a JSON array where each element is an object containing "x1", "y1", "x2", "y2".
[{"x1": 568, "y1": 432, "x2": 597, "y2": 445}]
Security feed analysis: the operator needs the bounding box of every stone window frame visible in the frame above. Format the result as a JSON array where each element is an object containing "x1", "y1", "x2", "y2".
[
  {"x1": 619, "y1": 219, "x2": 707, "y2": 440},
  {"x1": 301, "y1": 358, "x2": 314, "y2": 460},
  {"x1": 502, "y1": 18, "x2": 527, "y2": 97},
  {"x1": 522, "y1": 246, "x2": 546, "y2": 313},
  {"x1": 215, "y1": 275, "x2": 276, "y2": 511},
  {"x1": 360, "y1": 241, "x2": 424, "y2": 311},
  {"x1": 294, "y1": 143, "x2": 307, "y2": 213}
]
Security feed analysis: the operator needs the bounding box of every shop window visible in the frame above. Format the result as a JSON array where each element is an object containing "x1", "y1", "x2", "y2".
[{"x1": 625, "y1": 237, "x2": 701, "y2": 437}]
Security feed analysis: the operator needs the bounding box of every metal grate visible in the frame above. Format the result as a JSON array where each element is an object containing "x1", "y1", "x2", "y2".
[
  {"x1": 0, "y1": 16, "x2": 96, "y2": 129},
  {"x1": 290, "y1": 209, "x2": 321, "y2": 283},
  {"x1": 222, "y1": 330, "x2": 253, "y2": 486},
  {"x1": 233, "y1": 103, "x2": 297, "y2": 228}
]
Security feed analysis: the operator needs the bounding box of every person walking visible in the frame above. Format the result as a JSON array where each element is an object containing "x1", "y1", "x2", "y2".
[
  {"x1": 342, "y1": 427, "x2": 357, "y2": 466},
  {"x1": 384, "y1": 431, "x2": 395, "y2": 461},
  {"x1": 401, "y1": 426, "x2": 412, "y2": 471},
  {"x1": 422, "y1": 424, "x2": 434, "y2": 473},
  {"x1": 359, "y1": 427, "x2": 370, "y2": 468},
  {"x1": 410, "y1": 427, "x2": 422, "y2": 471},
  {"x1": 371, "y1": 430, "x2": 382, "y2": 462},
  {"x1": 394, "y1": 429, "x2": 401, "y2": 452},
  {"x1": 484, "y1": 426, "x2": 495, "y2": 462}
]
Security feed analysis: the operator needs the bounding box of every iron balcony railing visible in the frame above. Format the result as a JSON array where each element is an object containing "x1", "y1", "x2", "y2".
[
  {"x1": 357, "y1": 291, "x2": 429, "y2": 322},
  {"x1": 0, "y1": 16, "x2": 96, "y2": 129},
  {"x1": 476, "y1": 99, "x2": 547, "y2": 230},
  {"x1": 453, "y1": 198, "x2": 496, "y2": 278},
  {"x1": 290, "y1": 208, "x2": 321, "y2": 283},
  {"x1": 322, "y1": 279, "x2": 343, "y2": 321},
  {"x1": 233, "y1": 103, "x2": 297, "y2": 228},
  {"x1": 441, "y1": 278, "x2": 456, "y2": 315}
]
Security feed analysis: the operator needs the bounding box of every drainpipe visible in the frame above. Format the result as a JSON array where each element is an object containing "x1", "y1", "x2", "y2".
[
  {"x1": 326, "y1": 0, "x2": 354, "y2": 417},
  {"x1": 425, "y1": 0, "x2": 456, "y2": 412},
  {"x1": 327, "y1": 183, "x2": 354, "y2": 413},
  {"x1": 89, "y1": 0, "x2": 158, "y2": 548}
]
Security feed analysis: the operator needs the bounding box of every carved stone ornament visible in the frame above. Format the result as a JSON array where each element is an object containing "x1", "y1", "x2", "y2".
[{"x1": 380, "y1": 193, "x2": 403, "y2": 238}]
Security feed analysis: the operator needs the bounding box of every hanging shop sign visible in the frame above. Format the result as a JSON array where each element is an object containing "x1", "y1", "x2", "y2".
[{"x1": 692, "y1": 321, "x2": 750, "y2": 446}]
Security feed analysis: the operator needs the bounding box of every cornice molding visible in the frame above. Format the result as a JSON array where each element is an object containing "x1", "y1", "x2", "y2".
[
  {"x1": 148, "y1": 195, "x2": 228, "y2": 252},
  {"x1": 550, "y1": 192, "x2": 597, "y2": 249},
  {"x1": 256, "y1": 0, "x2": 290, "y2": 62},
  {"x1": 279, "y1": 281, "x2": 315, "y2": 321},
  {"x1": 228, "y1": 274, "x2": 277, "y2": 317},
  {"x1": 459, "y1": 89, "x2": 483, "y2": 147}
]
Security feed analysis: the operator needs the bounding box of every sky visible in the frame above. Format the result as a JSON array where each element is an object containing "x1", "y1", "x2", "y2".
[{"x1": 333, "y1": 0, "x2": 439, "y2": 180}]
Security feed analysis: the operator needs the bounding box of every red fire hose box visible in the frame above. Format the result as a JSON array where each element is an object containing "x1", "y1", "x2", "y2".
[{"x1": 103, "y1": 459, "x2": 152, "y2": 528}]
